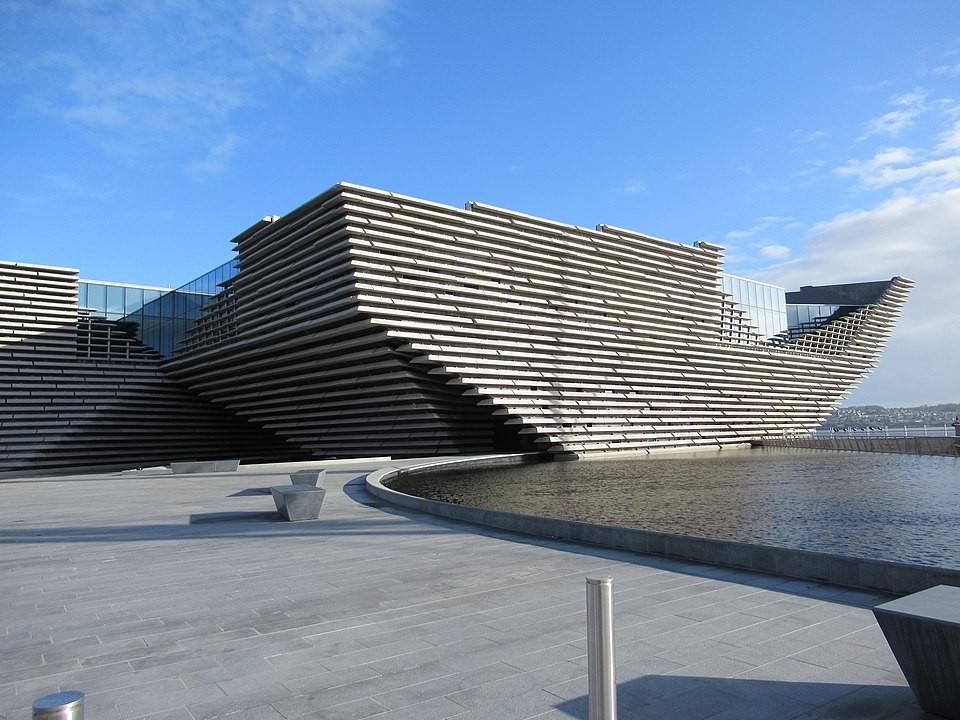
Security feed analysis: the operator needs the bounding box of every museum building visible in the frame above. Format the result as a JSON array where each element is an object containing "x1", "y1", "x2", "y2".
[{"x1": 0, "y1": 183, "x2": 912, "y2": 474}]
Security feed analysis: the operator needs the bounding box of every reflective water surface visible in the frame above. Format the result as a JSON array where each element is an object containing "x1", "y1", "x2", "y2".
[{"x1": 389, "y1": 448, "x2": 960, "y2": 569}]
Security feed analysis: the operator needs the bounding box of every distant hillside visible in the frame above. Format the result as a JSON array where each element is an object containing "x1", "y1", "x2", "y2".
[{"x1": 822, "y1": 403, "x2": 959, "y2": 429}]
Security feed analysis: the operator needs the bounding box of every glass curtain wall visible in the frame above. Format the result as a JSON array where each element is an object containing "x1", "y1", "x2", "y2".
[
  {"x1": 78, "y1": 282, "x2": 166, "y2": 322},
  {"x1": 79, "y1": 258, "x2": 238, "y2": 357},
  {"x1": 720, "y1": 274, "x2": 788, "y2": 340}
]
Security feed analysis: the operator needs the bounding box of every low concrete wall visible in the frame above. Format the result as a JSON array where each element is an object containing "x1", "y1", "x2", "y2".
[
  {"x1": 366, "y1": 456, "x2": 960, "y2": 597},
  {"x1": 760, "y1": 437, "x2": 959, "y2": 456},
  {"x1": 169, "y1": 459, "x2": 241, "y2": 473}
]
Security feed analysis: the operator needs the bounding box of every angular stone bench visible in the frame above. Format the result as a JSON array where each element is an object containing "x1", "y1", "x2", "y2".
[
  {"x1": 873, "y1": 584, "x2": 960, "y2": 719},
  {"x1": 170, "y1": 459, "x2": 240, "y2": 474},
  {"x1": 271, "y1": 485, "x2": 326, "y2": 521},
  {"x1": 290, "y1": 469, "x2": 326, "y2": 486}
]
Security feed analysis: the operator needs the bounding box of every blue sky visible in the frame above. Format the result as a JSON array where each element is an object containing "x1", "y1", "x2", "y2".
[{"x1": 2, "y1": 1, "x2": 959, "y2": 408}]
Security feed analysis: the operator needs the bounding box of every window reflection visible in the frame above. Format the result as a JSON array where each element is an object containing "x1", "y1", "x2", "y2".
[
  {"x1": 720, "y1": 273, "x2": 788, "y2": 341},
  {"x1": 79, "y1": 258, "x2": 238, "y2": 357}
]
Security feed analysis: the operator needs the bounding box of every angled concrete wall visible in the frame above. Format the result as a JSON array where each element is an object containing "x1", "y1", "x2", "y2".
[
  {"x1": 0, "y1": 261, "x2": 301, "y2": 475},
  {"x1": 167, "y1": 183, "x2": 911, "y2": 458},
  {"x1": 162, "y1": 190, "x2": 527, "y2": 458},
  {"x1": 3, "y1": 183, "x2": 913, "y2": 470}
]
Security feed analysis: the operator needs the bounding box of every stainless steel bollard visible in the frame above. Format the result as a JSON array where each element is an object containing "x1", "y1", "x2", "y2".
[
  {"x1": 586, "y1": 577, "x2": 617, "y2": 720},
  {"x1": 32, "y1": 691, "x2": 84, "y2": 720}
]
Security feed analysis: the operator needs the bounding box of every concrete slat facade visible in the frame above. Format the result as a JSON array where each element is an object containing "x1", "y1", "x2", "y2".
[
  {"x1": 0, "y1": 261, "x2": 302, "y2": 475},
  {"x1": 2, "y1": 183, "x2": 912, "y2": 471},
  {"x1": 167, "y1": 183, "x2": 912, "y2": 458}
]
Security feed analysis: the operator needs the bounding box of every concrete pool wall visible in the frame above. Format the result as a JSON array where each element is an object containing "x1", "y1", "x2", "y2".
[{"x1": 366, "y1": 454, "x2": 960, "y2": 596}]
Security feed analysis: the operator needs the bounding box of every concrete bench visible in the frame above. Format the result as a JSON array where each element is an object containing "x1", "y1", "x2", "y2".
[
  {"x1": 873, "y1": 584, "x2": 960, "y2": 719},
  {"x1": 170, "y1": 459, "x2": 240, "y2": 474},
  {"x1": 271, "y1": 485, "x2": 326, "y2": 521},
  {"x1": 290, "y1": 469, "x2": 326, "y2": 486}
]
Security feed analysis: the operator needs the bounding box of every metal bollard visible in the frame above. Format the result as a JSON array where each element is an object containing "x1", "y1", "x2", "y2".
[
  {"x1": 586, "y1": 577, "x2": 617, "y2": 720},
  {"x1": 32, "y1": 691, "x2": 84, "y2": 720}
]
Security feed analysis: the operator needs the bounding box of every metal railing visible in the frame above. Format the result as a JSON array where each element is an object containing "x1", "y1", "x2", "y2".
[{"x1": 812, "y1": 425, "x2": 956, "y2": 439}]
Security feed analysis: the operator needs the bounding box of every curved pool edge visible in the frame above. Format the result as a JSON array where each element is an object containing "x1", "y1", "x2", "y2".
[{"x1": 366, "y1": 454, "x2": 960, "y2": 597}]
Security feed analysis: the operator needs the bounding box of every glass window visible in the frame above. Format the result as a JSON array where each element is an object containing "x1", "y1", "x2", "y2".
[
  {"x1": 124, "y1": 288, "x2": 143, "y2": 314},
  {"x1": 106, "y1": 285, "x2": 124, "y2": 317},
  {"x1": 85, "y1": 283, "x2": 105, "y2": 313},
  {"x1": 78, "y1": 258, "x2": 238, "y2": 357}
]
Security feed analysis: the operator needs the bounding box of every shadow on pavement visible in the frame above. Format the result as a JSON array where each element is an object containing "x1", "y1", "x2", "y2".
[{"x1": 554, "y1": 674, "x2": 924, "y2": 720}]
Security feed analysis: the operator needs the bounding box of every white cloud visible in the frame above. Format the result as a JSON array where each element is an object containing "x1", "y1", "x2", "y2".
[
  {"x1": 2, "y1": 0, "x2": 396, "y2": 168},
  {"x1": 755, "y1": 189, "x2": 960, "y2": 406},
  {"x1": 865, "y1": 110, "x2": 917, "y2": 138},
  {"x1": 621, "y1": 179, "x2": 647, "y2": 195},
  {"x1": 862, "y1": 90, "x2": 926, "y2": 138},
  {"x1": 759, "y1": 244, "x2": 791, "y2": 260},
  {"x1": 837, "y1": 117, "x2": 960, "y2": 191},
  {"x1": 937, "y1": 119, "x2": 960, "y2": 151},
  {"x1": 838, "y1": 146, "x2": 914, "y2": 176},
  {"x1": 755, "y1": 81, "x2": 960, "y2": 405},
  {"x1": 933, "y1": 63, "x2": 960, "y2": 78},
  {"x1": 242, "y1": 0, "x2": 394, "y2": 80},
  {"x1": 791, "y1": 129, "x2": 829, "y2": 144},
  {"x1": 837, "y1": 148, "x2": 960, "y2": 189},
  {"x1": 44, "y1": 174, "x2": 115, "y2": 201},
  {"x1": 725, "y1": 215, "x2": 786, "y2": 240},
  {"x1": 59, "y1": 63, "x2": 249, "y2": 134},
  {"x1": 184, "y1": 134, "x2": 242, "y2": 179},
  {"x1": 721, "y1": 215, "x2": 803, "y2": 275}
]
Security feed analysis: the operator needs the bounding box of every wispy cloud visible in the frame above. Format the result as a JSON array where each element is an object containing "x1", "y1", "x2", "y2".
[
  {"x1": 758, "y1": 63, "x2": 960, "y2": 404},
  {"x1": 1, "y1": 1, "x2": 396, "y2": 175},
  {"x1": 861, "y1": 90, "x2": 926, "y2": 139},
  {"x1": 621, "y1": 178, "x2": 648, "y2": 195},
  {"x1": 184, "y1": 134, "x2": 242, "y2": 179},
  {"x1": 44, "y1": 174, "x2": 115, "y2": 202},
  {"x1": 246, "y1": 0, "x2": 394, "y2": 80},
  {"x1": 725, "y1": 215, "x2": 787, "y2": 240},
  {"x1": 837, "y1": 120, "x2": 960, "y2": 190},
  {"x1": 791, "y1": 129, "x2": 829, "y2": 144},
  {"x1": 836, "y1": 146, "x2": 915, "y2": 187},
  {"x1": 933, "y1": 63, "x2": 960, "y2": 78},
  {"x1": 758, "y1": 244, "x2": 791, "y2": 260},
  {"x1": 720, "y1": 215, "x2": 801, "y2": 274},
  {"x1": 755, "y1": 188, "x2": 960, "y2": 404}
]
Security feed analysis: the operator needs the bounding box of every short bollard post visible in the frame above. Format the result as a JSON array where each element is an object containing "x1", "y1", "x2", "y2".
[
  {"x1": 32, "y1": 691, "x2": 84, "y2": 720},
  {"x1": 586, "y1": 577, "x2": 617, "y2": 720}
]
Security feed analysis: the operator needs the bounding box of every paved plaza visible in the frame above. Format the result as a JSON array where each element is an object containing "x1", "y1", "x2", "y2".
[{"x1": 0, "y1": 460, "x2": 931, "y2": 719}]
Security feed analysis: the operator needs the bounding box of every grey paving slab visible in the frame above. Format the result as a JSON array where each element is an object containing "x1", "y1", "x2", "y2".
[
  {"x1": 0, "y1": 459, "x2": 926, "y2": 720},
  {"x1": 372, "y1": 660, "x2": 519, "y2": 710}
]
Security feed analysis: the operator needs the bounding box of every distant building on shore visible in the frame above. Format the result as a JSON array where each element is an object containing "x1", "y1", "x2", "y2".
[
  {"x1": 1, "y1": 183, "x2": 912, "y2": 474},
  {"x1": 821, "y1": 404, "x2": 960, "y2": 430}
]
